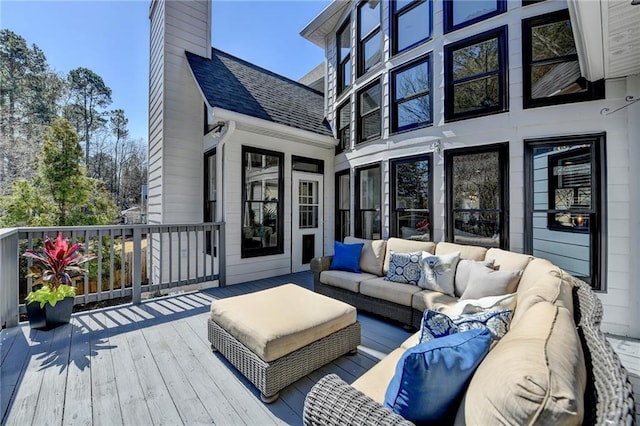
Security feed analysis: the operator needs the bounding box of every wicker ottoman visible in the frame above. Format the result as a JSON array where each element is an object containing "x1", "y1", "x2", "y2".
[{"x1": 208, "y1": 284, "x2": 361, "y2": 403}]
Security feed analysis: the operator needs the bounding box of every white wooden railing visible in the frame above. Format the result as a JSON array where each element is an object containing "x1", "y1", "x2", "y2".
[{"x1": 0, "y1": 223, "x2": 225, "y2": 328}]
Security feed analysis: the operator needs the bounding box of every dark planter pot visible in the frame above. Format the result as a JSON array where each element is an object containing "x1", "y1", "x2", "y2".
[{"x1": 26, "y1": 297, "x2": 74, "y2": 330}]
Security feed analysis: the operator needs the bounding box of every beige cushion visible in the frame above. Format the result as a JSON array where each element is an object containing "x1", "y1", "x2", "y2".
[
  {"x1": 344, "y1": 236, "x2": 386, "y2": 276},
  {"x1": 485, "y1": 248, "x2": 533, "y2": 272},
  {"x1": 454, "y1": 259, "x2": 495, "y2": 297},
  {"x1": 460, "y1": 262, "x2": 521, "y2": 300},
  {"x1": 435, "y1": 242, "x2": 487, "y2": 261},
  {"x1": 352, "y1": 348, "x2": 405, "y2": 404},
  {"x1": 464, "y1": 302, "x2": 586, "y2": 425},
  {"x1": 383, "y1": 238, "x2": 436, "y2": 275},
  {"x1": 319, "y1": 270, "x2": 378, "y2": 293},
  {"x1": 360, "y1": 277, "x2": 421, "y2": 306},
  {"x1": 411, "y1": 289, "x2": 458, "y2": 312},
  {"x1": 400, "y1": 331, "x2": 421, "y2": 350},
  {"x1": 210, "y1": 284, "x2": 356, "y2": 362}
]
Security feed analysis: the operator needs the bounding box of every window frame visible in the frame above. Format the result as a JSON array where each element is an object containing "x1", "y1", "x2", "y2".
[
  {"x1": 390, "y1": 153, "x2": 433, "y2": 241},
  {"x1": 354, "y1": 162, "x2": 382, "y2": 239},
  {"x1": 356, "y1": 78, "x2": 382, "y2": 144},
  {"x1": 391, "y1": 53, "x2": 432, "y2": 133},
  {"x1": 524, "y1": 133, "x2": 606, "y2": 291},
  {"x1": 204, "y1": 148, "x2": 217, "y2": 256},
  {"x1": 444, "y1": 0, "x2": 506, "y2": 33},
  {"x1": 335, "y1": 169, "x2": 351, "y2": 242},
  {"x1": 336, "y1": 17, "x2": 352, "y2": 96},
  {"x1": 336, "y1": 99, "x2": 352, "y2": 153},
  {"x1": 444, "y1": 25, "x2": 509, "y2": 122},
  {"x1": 391, "y1": 0, "x2": 432, "y2": 55},
  {"x1": 522, "y1": 9, "x2": 604, "y2": 109},
  {"x1": 357, "y1": 0, "x2": 382, "y2": 78},
  {"x1": 241, "y1": 146, "x2": 285, "y2": 258},
  {"x1": 445, "y1": 143, "x2": 509, "y2": 249}
]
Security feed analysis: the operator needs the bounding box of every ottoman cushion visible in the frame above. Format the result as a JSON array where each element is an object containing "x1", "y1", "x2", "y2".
[{"x1": 210, "y1": 284, "x2": 357, "y2": 362}]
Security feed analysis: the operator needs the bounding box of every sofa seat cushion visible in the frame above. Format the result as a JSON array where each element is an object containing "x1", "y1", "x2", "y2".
[
  {"x1": 485, "y1": 248, "x2": 533, "y2": 272},
  {"x1": 463, "y1": 301, "x2": 586, "y2": 425},
  {"x1": 383, "y1": 238, "x2": 436, "y2": 275},
  {"x1": 435, "y1": 241, "x2": 487, "y2": 261},
  {"x1": 319, "y1": 270, "x2": 378, "y2": 293},
  {"x1": 360, "y1": 277, "x2": 421, "y2": 306},
  {"x1": 352, "y1": 347, "x2": 405, "y2": 404},
  {"x1": 411, "y1": 289, "x2": 458, "y2": 312},
  {"x1": 344, "y1": 236, "x2": 386, "y2": 276},
  {"x1": 401, "y1": 331, "x2": 421, "y2": 350}
]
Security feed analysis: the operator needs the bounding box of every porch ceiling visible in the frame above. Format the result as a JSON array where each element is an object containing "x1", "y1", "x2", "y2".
[{"x1": 569, "y1": 0, "x2": 640, "y2": 81}]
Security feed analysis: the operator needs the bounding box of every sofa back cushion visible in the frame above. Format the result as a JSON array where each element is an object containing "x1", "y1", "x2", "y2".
[
  {"x1": 345, "y1": 236, "x2": 386, "y2": 276},
  {"x1": 383, "y1": 238, "x2": 436, "y2": 275},
  {"x1": 462, "y1": 301, "x2": 586, "y2": 425},
  {"x1": 435, "y1": 242, "x2": 487, "y2": 261},
  {"x1": 485, "y1": 248, "x2": 533, "y2": 272}
]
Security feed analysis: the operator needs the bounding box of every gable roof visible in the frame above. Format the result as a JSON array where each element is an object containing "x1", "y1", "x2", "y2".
[{"x1": 186, "y1": 48, "x2": 332, "y2": 137}]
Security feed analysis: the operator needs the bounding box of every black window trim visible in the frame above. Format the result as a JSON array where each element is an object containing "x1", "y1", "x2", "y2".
[
  {"x1": 357, "y1": 0, "x2": 382, "y2": 78},
  {"x1": 390, "y1": 53, "x2": 433, "y2": 134},
  {"x1": 522, "y1": 9, "x2": 604, "y2": 109},
  {"x1": 444, "y1": 25, "x2": 509, "y2": 122},
  {"x1": 336, "y1": 16, "x2": 352, "y2": 96},
  {"x1": 444, "y1": 0, "x2": 506, "y2": 33},
  {"x1": 356, "y1": 78, "x2": 382, "y2": 144},
  {"x1": 335, "y1": 168, "x2": 351, "y2": 242},
  {"x1": 354, "y1": 162, "x2": 382, "y2": 239},
  {"x1": 292, "y1": 155, "x2": 324, "y2": 174},
  {"x1": 335, "y1": 99, "x2": 351, "y2": 154},
  {"x1": 390, "y1": 153, "x2": 434, "y2": 240},
  {"x1": 391, "y1": 0, "x2": 433, "y2": 55},
  {"x1": 523, "y1": 133, "x2": 607, "y2": 291},
  {"x1": 444, "y1": 142, "x2": 510, "y2": 249},
  {"x1": 241, "y1": 146, "x2": 285, "y2": 258}
]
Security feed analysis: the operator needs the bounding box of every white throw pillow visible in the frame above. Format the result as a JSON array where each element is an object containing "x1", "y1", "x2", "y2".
[
  {"x1": 418, "y1": 251, "x2": 461, "y2": 297},
  {"x1": 440, "y1": 293, "x2": 517, "y2": 318},
  {"x1": 454, "y1": 259, "x2": 496, "y2": 297},
  {"x1": 460, "y1": 263, "x2": 521, "y2": 300}
]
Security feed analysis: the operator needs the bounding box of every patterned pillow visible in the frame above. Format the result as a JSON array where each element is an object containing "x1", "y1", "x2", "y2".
[
  {"x1": 385, "y1": 251, "x2": 422, "y2": 285},
  {"x1": 420, "y1": 309, "x2": 513, "y2": 344},
  {"x1": 418, "y1": 251, "x2": 461, "y2": 296}
]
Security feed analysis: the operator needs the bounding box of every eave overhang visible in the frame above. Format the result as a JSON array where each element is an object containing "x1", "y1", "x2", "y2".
[{"x1": 300, "y1": 0, "x2": 351, "y2": 48}]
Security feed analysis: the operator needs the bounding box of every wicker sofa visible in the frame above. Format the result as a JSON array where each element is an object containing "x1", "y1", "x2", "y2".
[{"x1": 306, "y1": 237, "x2": 636, "y2": 425}]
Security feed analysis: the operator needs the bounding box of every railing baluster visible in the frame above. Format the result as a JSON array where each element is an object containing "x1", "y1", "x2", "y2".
[
  {"x1": 109, "y1": 229, "x2": 115, "y2": 296},
  {"x1": 178, "y1": 227, "x2": 182, "y2": 287},
  {"x1": 132, "y1": 227, "x2": 142, "y2": 304},
  {"x1": 97, "y1": 229, "x2": 103, "y2": 300},
  {"x1": 120, "y1": 227, "x2": 126, "y2": 298}
]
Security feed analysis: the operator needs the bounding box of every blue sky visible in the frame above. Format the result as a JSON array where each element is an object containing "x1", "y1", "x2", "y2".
[{"x1": 1, "y1": 0, "x2": 329, "y2": 142}]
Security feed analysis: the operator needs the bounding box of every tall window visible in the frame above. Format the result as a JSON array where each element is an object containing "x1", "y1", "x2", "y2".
[
  {"x1": 357, "y1": 79, "x2": 381, "y2": 143},
  {"x1": 355, "y1": 164, "x2": 381, "y2": 239},
  {"x1": 392, "y1": 0, "x2": 431, "y2": 54},
  {"x1": 391, "y1": 55, "x2": 432, "y2": 133},
  {"x1": 445, "y1": 144, "x2": 508, "y2": 248},
  {"x1": 391, "y1": 154, "x2": 432, "y2": 241},
  {"x1": 445, "y1": 26, "x2": 508, "y2": 122},
  {"x1": 336, "y1": 100, "x2": 351, "y2": 153},
  {"x1": 204, "y1": 149, "x2": 216, "y2": 255},
  {"x1": 336, "y1": 170, "x2": 351, "y2": 242},
  {"x1": 525, "y1": 134, "x2": 606, "y2": 290},
  {"x1": 337, "y1": 18, "x2": 351, "y2": 95},
  {"x1": 357, "y1": 0, "x2": 382, "y2": 77},
  {"x1": 444, "y1": 0, "x2": 506, "y2": 33},
  {"x1": 241, "y1": 147, "x2": 284, "y2": 258},
  {"x1": 522, "y1": 9, "x2": 604, "y2": 109}
]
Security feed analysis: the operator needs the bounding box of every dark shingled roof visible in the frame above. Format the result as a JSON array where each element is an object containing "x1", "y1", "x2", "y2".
[{"x1": 186, "y1": 48, "x2": 332, "y2": 137}]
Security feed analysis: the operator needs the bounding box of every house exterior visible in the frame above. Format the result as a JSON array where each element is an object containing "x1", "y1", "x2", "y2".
[{"x1": 148, "y1": 0, "x2": 640, "y2": 337}]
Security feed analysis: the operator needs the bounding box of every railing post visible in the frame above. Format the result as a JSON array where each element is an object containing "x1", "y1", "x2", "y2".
[
  {"x1": 218, "y1": 223, "x2": 225, "y2": 287},
  {"x1": 132, "y1": 227, "x2": 142, "y2": 304},
  {"x1": 0, "y1": 229, "x2": 20, "y2": 328}
]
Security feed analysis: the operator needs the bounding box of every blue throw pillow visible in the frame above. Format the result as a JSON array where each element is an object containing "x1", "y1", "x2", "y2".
[
  {"x1": 384, "y1": 251, "x2": 422, "y2": 285},
  {"x1": 329, "y1": 241, "x2": 364, "y2": 273},
  {"x1": 419, "y1": 309, "x2": 513, "y2": 344},
  {"x1": 384, "y1": 328, "x2": 492, "y2": 423}
]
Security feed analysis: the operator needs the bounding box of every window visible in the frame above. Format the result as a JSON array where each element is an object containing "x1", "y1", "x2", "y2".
[
  {"x1": 355, "y1": 164, "x2": 381, "y2": 239},
  {"x1": 444, "y1": 0, "x2": 506, "y2": 33},
  {"x1": 445, "y1": 26, "x2": 508, "y2": 121},
  {"x1": 336, "y1": 169, "x2": 351, "y2": 242},
  {"x1": 336, "y1": 100, "x2": 351, "y2": 153},
  {"x1": 392, "y1": 0, "x2": 431, "y2": 54},
  {"x1": 524, "y1": 134, "x2": 606, "y2": 290},
  {"x1": 391, "y1": 154, "x2": 432, "y2": 241},
  {"x1": 522, "y1": 10, "x2": 604, "y2": 109},
  {"x1": 357, "y1": 0, "x2": 382, "y2": 77},
  {"x1": 337, "y1": 18, "x2": 351, "y2": 95},
  {"x1": 445, "y1": 143, "x2": 509, "y2": 248},
  {"x1": 357, "y1": 79, "x2": 381, "y2": 143},
  {"x1": 204, "y1": 149, "x2": 216, "y2": 255},
  {"x1": 241, "y1": 147, "x2": 284, "y2": 258},
  {"x1": 292, "y1": 155, "x2": 324, "y2": 174},
  {"x1": 391, "y1": 55, "x2": 432, "y2": 133}
]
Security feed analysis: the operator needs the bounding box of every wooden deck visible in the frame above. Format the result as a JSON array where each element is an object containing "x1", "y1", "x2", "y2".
[{"x1": 1, "y1": 271, "x2": 411, "y2": 426}]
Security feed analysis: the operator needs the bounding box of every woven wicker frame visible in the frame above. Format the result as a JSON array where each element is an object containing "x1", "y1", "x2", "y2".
[{"x1": 208, "y1": 318, "x2": 361, "y2": 399}]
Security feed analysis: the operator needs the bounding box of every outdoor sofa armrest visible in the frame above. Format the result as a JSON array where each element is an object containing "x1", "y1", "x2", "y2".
[
  {"x1": 303, "y1": 374, "x2": 414, "y2": 426},
  {"x1": 310, "y1": 255, "x2": 333, "y2": 274}
]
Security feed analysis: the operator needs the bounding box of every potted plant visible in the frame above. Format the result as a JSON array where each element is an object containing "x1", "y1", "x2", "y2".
[{"x1": 23, "y1": 233, "x2": 95, "y2": 330}]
